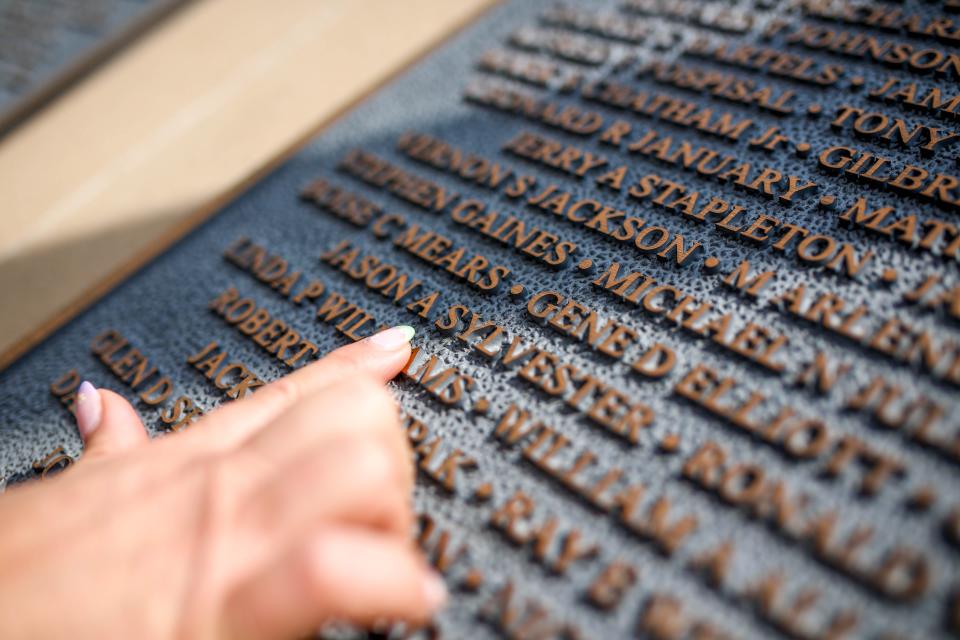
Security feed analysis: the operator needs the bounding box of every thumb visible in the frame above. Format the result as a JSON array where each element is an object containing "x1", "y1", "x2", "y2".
[{"x1": 75, "y1": 382, "x2": 149, "y2": 460}]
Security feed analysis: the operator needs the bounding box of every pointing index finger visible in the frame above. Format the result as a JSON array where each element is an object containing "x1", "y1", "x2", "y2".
[{"x1": 187, "y1": 325, "x2": 415, "y2": 450}]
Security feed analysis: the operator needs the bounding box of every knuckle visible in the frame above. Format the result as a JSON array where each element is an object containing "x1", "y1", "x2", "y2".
[
  {"x1": 261, "y1": 377, "x2": 300, "y2": 407},
  {"x1": 348, "y1": 442, "x2": 412, "y2": 532},
  {"x1": 361, "y1": 379, "x2": 400, "y2": 420},
  {"x1": 349, "y1": 438, "x2": 397, "y2": 486},
  {"x1": 335, "y1": 376, "x2": 400, "y2": 428}
]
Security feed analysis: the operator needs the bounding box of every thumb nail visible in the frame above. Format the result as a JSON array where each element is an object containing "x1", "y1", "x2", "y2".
[
  {"x1": 366, "y1": 325, "x2": 415, "y2": 350},
  {"x1": 75, "y1": 381, "x2": 103, "y2": 437}
]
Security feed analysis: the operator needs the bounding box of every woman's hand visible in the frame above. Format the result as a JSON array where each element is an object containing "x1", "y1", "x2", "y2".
[{"x1": 0, "y1": 326, "x2": 444, "y2": 639}]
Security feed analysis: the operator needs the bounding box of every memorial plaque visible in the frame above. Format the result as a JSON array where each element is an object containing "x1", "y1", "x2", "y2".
[
  {"x1": 0, "y1": 0, "x2": 191, "y2": 136},
  {"x1": 2, "y1": 0, "x2": 960, "y2": 637}
]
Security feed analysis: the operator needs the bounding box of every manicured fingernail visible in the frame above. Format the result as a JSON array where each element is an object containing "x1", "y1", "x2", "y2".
[
  {"x1": 423, "y1": 571, "x2": 447, "y2": 611},
  {"x1": 75, "y1": 381, "x2": 102, "y2": 437},
  {"x1": 366, "y1": 325, "x2": 415, "y2": 349}
]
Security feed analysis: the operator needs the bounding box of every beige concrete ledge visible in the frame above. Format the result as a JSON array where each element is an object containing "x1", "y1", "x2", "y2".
[{"x1": 0, "y1": 0, "x2": 496, "y2": 357}]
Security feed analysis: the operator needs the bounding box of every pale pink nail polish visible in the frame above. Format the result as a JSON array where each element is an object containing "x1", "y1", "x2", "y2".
[
  {"x1": 366, "y1": 325, "x2": 415, "y2": 350},
  {"x1": 75, "y1": 381, "x2": 102, "y2": 437}
]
